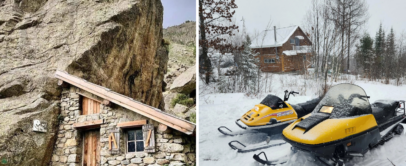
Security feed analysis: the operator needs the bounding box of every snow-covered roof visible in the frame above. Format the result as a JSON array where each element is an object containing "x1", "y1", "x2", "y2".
[{"x1": 251, "y1": 26, "x2": 299, "y2": 48}]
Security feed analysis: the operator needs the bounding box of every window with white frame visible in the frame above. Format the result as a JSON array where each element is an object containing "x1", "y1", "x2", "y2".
[
  {"x1": 290, "y1": 38, "x2": 295, "y2": 44},
  {"x1": 264, "y1": 59, "x2": 275, "y2": 63},
  {"x1": 127, "y1": 129, "x2": 144, "y2": 152}
]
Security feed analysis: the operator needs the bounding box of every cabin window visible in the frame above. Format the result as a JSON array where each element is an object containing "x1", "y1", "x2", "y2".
[
  {"x1": 127, "y1": 129, "x2": 144, "y2": 152},
  {"x1": 295, "y1": 38, "x2": 300, "y2": 46},
  {"x1": 264, "y1": 59, "x2": 275, "y2": 63},
  {"x1": 290, "y1": 38, "x2": 295, "y2": 44},
  {"x1": 303, "y1": 55, "x2": 306, "y2": 60}
]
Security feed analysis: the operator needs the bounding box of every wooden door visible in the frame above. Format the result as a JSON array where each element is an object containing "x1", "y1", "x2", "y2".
[
  {"x1": 83, "y1": 130, "x2": 100, "y2": 166},
  {"x1": 82, "y1": 97, "x2": 100, "y2": 115}
]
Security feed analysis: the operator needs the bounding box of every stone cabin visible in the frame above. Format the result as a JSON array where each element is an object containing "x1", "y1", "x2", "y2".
[
  {"x1": 251, "y1": 26, "x2": 312, "y2": 72},
  {"x1": 51, "y1": 71, "x2": 196, "y2": 166}
]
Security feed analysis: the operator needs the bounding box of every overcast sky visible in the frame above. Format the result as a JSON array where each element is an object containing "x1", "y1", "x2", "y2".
[
  {"x1": 162, "y1": 0, "x2": 196, "y2": 28},
  {"x1": 233, "y1": 0, "x2": 406, "y2": 39}
]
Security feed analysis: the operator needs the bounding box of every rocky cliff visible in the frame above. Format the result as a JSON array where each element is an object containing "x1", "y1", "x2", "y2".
[
  {"x1": 0, "y1": 0, "x2": 167, "y2": 165},
  {"x1": 162, "y1": 21, "x2": 196, "y2": 122}
]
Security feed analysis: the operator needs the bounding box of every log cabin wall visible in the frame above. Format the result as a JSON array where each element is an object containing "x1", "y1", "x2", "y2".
[
  {"x1": 50, "y1": 86, "x2": 196, "y2": 166},
  {"x1": 252, "y1": 47, "x2": 283, "y2": 72},
  {"x1": 252, "y1": 27, "x2": 312, "y2": 73}
]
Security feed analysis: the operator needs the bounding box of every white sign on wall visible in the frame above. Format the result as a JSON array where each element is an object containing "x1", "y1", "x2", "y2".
[{"x1": 33, "y1": 120, "x2": 47, "y2": 132}]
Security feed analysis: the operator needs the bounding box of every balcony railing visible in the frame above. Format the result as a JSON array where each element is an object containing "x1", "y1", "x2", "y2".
[{"x1": 292, "y1": 45, "x2": 312, "y2": 51}]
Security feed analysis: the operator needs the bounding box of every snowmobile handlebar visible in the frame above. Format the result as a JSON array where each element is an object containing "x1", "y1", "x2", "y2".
[{"x1": 284, "y1": 90, "x2": 299, "y2": 101}]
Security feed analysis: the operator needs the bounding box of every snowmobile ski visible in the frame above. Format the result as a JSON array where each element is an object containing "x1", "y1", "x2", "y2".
[
  {"x1": 217, "y1": 126, "x2": 256, "y2": 136},
  {"x1": 253, "y1": 151, "x2": 287, "y2": 165},
  {"x1": 218, "y1": 119, "x2": 295, "y2": 136},
  {"x1": 228, "y1": 140, "x2": 286, "y2": 153},
  {"x1": 316, "y1": 156, "x2": 345, "y2": 166}
]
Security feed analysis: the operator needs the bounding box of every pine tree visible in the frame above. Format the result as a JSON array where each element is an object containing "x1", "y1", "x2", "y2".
[
  {"x1": 374, "y1": 24, "x2": 386, "y2": 78},
  {"x1": 356, "y1": 33, "x2": 374, "y2": 77},
  {"x1": 239, "y1": 35, "x2": 259, "y2": 94},
  {"x1": 385, "y1": 28, "x2": 396, "y2": 79}
]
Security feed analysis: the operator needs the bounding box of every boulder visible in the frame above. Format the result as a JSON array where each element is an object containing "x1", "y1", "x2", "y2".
[
  {"x1": 185, "y1": 107, "x2": 196, "y2": 117},
  {"x1": 170, "y1": 65, "x2": 196, "y2": 94},
  {"x1": 173, "y1": 104, "x2": 188, "y2": 114},
  {"x1": 163, "y1": 92, "x2": 178, "y2": 111}
]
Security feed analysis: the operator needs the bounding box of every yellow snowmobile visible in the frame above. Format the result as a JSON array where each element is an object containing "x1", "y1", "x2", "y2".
[
  {"x1": 218, "y1": 90, "x2": 320, "y2": 137},
  {"x1": 219, "y1": 90, "x2": 321, "y2": 153},
  {"x1": 253, "y1": 84, "x2": 406, "y2": 166}
]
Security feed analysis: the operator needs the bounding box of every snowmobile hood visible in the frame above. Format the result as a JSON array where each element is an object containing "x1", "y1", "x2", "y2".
[
  {"x1": 240, "y1": 104, "x2": 297, "y2": 126},
  {"x1": 283, "y1": 113, "x2": 378, "y2": 145}
]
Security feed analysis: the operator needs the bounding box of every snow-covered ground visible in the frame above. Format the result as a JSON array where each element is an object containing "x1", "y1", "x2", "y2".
[{"x1": 199, "y1": 74, "x2": 406, "y2": 166}]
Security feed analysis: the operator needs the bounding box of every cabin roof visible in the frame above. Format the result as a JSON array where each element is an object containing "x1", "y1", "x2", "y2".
[
  {"x1": 250, "y1": 26, "x2": 298, "y2": 48},
  {"x1": 54, "y1": 71, "x2": 196, "y2": 135}
]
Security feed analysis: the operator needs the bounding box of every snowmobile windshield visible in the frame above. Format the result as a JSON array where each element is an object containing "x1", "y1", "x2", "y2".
[
  {"x1": 260, "y1": 95, "x2": 288, "y2": 109},
  {"x1": 312, "y1": 84, "x2": 372, "y2": 118}
]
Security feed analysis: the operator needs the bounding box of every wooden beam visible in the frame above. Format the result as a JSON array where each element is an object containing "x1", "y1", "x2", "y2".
[
  {"x1": 73, "y1": 119, "x2": 104, "y2": 129},
  {"x1": 102, "y1": 99, "x2": 111, "y2": 106},
  {"x1": 57, "y1": 80, "x2": 68, "y2": 88},
  {"x1": 145, "y1": 129, "x2": 152, "y2": 147},
  {"x1": 117, "y1": 120, "x2": 147, "y2": 128},
  {"x1": 54, "y1": 71, "x2": 195, "y2": 135}
]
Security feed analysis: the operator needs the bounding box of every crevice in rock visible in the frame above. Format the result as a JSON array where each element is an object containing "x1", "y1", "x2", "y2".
[
  {"x1": 0, "y1": 81, "x2": 26, "y2": 99},
  {"x1": 15, "y1": 19, "x2": 39, "y2": 30}
]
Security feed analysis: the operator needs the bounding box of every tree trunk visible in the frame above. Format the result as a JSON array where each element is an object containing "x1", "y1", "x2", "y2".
[
  {"x1": 347, "y1": 12, "x2": 351, "y2": 74},
  {"x1": 199, "y1": 0, "x2": 211, "y2": 84}
]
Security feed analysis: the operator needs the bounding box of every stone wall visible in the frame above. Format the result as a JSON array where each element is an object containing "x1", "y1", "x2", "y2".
[{"x1": 50, "y1": 87, "x2": 195, "y2": 166}]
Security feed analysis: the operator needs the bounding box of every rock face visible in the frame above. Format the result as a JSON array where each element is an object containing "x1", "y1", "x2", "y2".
[
  {"x1": 170, "y1": 65, "x2": 196, "y2": 94},
  {"x1": 0, "y1": 0, "x2": 167, "y2": 165}
]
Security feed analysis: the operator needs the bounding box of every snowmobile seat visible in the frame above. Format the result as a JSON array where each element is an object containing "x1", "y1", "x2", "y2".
[
  {"x1": 291, "y1": 97, "x2": 321, "y2": 118},
  {"x1": 371, "y1": 100, "x2": 398, "y2": 125}
]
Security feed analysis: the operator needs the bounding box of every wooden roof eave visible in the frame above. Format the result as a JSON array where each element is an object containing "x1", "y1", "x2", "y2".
[{"x1": 54, "y1": 71, "x2": 196, "y2": 135}]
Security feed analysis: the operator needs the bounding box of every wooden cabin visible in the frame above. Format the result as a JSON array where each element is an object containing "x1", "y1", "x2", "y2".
[
  {"x1": 51, "y1": 71, "x2": 195, "y2": 166},
  {"x1": 251, "y1": 26, "x2": 312, "y2": 72}
]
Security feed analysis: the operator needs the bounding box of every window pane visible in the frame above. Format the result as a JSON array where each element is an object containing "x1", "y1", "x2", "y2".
[
  {"x1": 128, "y1": 142, "x2": 135, "y2": 152},
  {"x1": 135, "y1": 130, "x2": 143, "y2": 140},
  {"x1": 136, "y1": 141, "x2": 144, "y2": 151},
  {"x1": 128, "y1": 131, "x2": 135, "y2": 141}
]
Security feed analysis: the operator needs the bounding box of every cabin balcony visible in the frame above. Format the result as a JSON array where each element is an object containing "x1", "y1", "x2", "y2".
[
  {"x1": 283, "y1": 45, "x2": 312, "y2": 56},
  {"x1": 292, "y1": 45, "x2": 312, "y2": 51}
]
